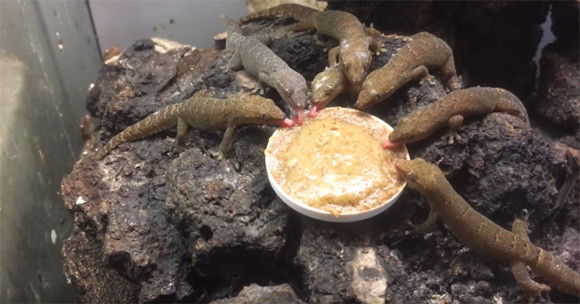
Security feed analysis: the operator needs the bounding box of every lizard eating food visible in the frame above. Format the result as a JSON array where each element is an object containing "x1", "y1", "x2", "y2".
[
  {"x1": 265, "y1": 107, "x2": 408, "y2": 220},
  {"x1": 355, "y1": 32, "x2": 462, "y2": 109},
  {"x1": 96, "y1": 89, "x2": 291, "y2": 159},
  {"x1": 396, "y1": 158, "x2": 580, "y2": 298},
  {"x1": 223, "y1": 16, "x2": 309, "y2": 125},
  {"x1": 241, "y1": 3, "x2": 382, "y2": 87},
  {"x1": 384, "y1": 87, "x2": 530, "y2": 148}
]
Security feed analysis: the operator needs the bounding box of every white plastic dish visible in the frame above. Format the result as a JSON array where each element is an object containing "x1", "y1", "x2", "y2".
[{"x1": 265, "y1": 107, "x2": 410, "y2": 222}]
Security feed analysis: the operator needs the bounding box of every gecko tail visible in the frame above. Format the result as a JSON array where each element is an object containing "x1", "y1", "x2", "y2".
[
  {"x1": 96, "y1": 103, "x2": 181, "y2": 159},
  {"x1": 530, "y1": 248, "x2": 580, "y2": 297},
  {"x1": 221, "y1": 15, "x2": 241, "y2": 32}
]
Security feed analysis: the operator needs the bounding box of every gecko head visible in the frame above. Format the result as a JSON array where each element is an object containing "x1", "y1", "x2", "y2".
[
  {"x1": 341, "y1": 48, "x2": 372, "y2": 86},
  {"x1": 354, "y1": 87, "x2": 383, "y2": 109},
  {"x1": 311, "y1": 67, "x2": 343, "y2": 107},
  {"x1": 276, "y1": 72, "x2": 309, "y2": 110},
  {"x1": 354, "y1": 70, "x2": 398, "y2": 109},
  {"x1": 311, "y1": 81, "x2": 334, "y2": 106},
  {"x1": 239, "y1": 94, "x2": 287, "y2": 126},
  {"x1": 395, "y1": 158, "x2": 443, "y2": 194}
]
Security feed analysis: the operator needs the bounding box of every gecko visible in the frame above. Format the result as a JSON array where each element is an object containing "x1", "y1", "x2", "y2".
[
  {"x1": 96, "y1": 89, "x2": 292, "y2": 159},
  {"x1": 383, "y1": 87, "x2": 529, "y2": 148},
  {"x1": 240, "y1": 3, "x2": 382, "y2": 86},
  {"x1": 223, "y1": 16, "x2": 309, "y2": 125},
  {"x1": 395, "y1": 158, "x2": 580, "y2": 298},
  {"x1": 308, "y1": 63, "x2": 356, "y2": 117},
  {"x1": 355, "y1": 32, "x2": 462, "y2": 110}
]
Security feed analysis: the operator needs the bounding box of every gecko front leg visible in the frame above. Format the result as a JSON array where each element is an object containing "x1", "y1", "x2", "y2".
[
  {"x1": 410, "y1": 65, "x2": 429, "y2": 81},
  {"x1": 228, "y1": 50, "x2": 244, "y2": 71},
  {"x1": 328, "y1": 46, "x2": 341, "y2": 67},
  {"x1": 446, "y1": 115, "x2": 464, "y2": 144},
  {"x1": 510, "y1": 210, "x2": 551, "y2": 299},
  {"x1": 218, "y1": 123, "x2": 238, "y2": 158},
  {"x1": 173, "y1": 118, "x2": 189, "y2": 153},
  {"x1": 258, "y1": 71, "x2": 275, "y2": 89}
]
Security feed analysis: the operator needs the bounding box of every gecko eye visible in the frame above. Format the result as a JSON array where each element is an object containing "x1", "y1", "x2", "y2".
[{"x1": 259, "y1": 114, "x2": 268, "y2": 121}]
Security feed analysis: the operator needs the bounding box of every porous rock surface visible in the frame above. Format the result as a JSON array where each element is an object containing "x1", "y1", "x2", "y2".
[
  {"x1": 209, "y1": 283, "x2": 305, "y2": 304},
  {"x1": 534, "y1": 42, "x2": 580, "y2": 148},
  {"x1": 62, "y1": 9, "x2": 579, "y2": 304},
  {"x1": 329, "y1": 1, "x2": 550, "y2": 99}
]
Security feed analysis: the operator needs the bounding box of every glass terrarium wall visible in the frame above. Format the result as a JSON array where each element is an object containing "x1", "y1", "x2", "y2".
[
  {"x1": 0, "y1": 1, "x2": 249, "y2": 302},
  {"x1": 0, "y1": 1, "x2": 101, "y2": 302},
  {"x1": 89, "y1": 1, "x2": 248, "y2": 51}
]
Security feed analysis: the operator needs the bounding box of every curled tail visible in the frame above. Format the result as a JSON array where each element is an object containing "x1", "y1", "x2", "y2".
[
  {"x1": 96, "y1": 103, "x2": 181, "y2": 159},
  {"x1": 222, "y1": 14, "x2": 241, "y2": 33},
  {"x1": 493, "y1": 88, "x2": 530, "y2": 126},
  {"x1": 240, "y1": 3, "x2": 318, "y2": 23},
  {"x1": 530, "y1": 248, "x2": 580, "y2": 297}
]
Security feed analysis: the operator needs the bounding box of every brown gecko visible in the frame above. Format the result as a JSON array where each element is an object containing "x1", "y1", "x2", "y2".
[
  {"x1": 395, "y1": 158, "x2": 580, "y2": 298},
  {"x1": 308, "y1": 63, "x2": 356, "y2": 117},
  {"x1": 384, "y1": 87, "x2": 529, "y2": 148},
  {"x1": 223, "y1": 16, "x2": 309, "y2": 125},
  {"x1": 240, "y1": 4, "x2": 381, "y2": 86},
  {"x1": 355, "y1": 32, "x2": 462, "y2": 110},
  {"x1": 96, "y1": 89, "x2": 291, "y2": 159}
]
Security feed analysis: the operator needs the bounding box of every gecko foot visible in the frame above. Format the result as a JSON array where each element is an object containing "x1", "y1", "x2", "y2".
[
  {"x1": 448, "y1": 75, "x2": 464, "y2": 91},
  {"x1": 446, "y1": 131, "x2": 461, "y2": 144},
  {"x1": 172, "y1": 143, "x2": 186, "y2": 154},
  {"x1": 210, "y1": 150, "x2": 225, "y2": 160}
]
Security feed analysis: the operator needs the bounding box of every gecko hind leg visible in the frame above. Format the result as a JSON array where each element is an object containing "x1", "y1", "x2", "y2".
[
  {"x1": 511, "y1": 261, "x2": 551, "y2": 302},
  {"x1": 315, "y1": 34, "x2": 339, "y2": 52},
  {"x1": 227, "y1": 50, "x2": 243, "y2": 71},
  {"x1": 172, "y1": 118, "x2": 190, "y2": 154},
  {"x1": 446, "y1": 115, "x2": 464, "y2": 144},
  {"x1": 510, "y1": 210, "x2": 551, "y2": 300},
  {"x1": 289, "y1": 20, "x2": 316, "y2": 32}
]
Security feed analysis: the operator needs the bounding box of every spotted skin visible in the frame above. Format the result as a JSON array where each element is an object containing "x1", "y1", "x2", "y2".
[
  {"x1": 308, "y1": 64, "x2": 355, "y2": 117},
  {"x1": 355, "y1": 32, "x2": 462, "y2": 110},
  {"x1": 241, "y1": 4, "x2": 380, "y2": 86},
  {"x1": 224, "y1": 16, "x2": 308, "y2": 124},
  {"x1": 384, "y1": 87, "x2": 529, "y2": 148},
  {"x1": 396, "y1": 158, "x2": 580, "y2": 298},
  {"x1": 97, "y1": 90, "x2": 287, "y2": 159}
]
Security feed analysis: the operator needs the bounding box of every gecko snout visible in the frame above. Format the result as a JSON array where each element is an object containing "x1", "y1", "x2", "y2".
[
  {"x1": 394, "y1": 160, "x2": 412, "y2": 179},
  {"x1": 355, "y1": 89, "x2": 377, "y2": 109}
]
